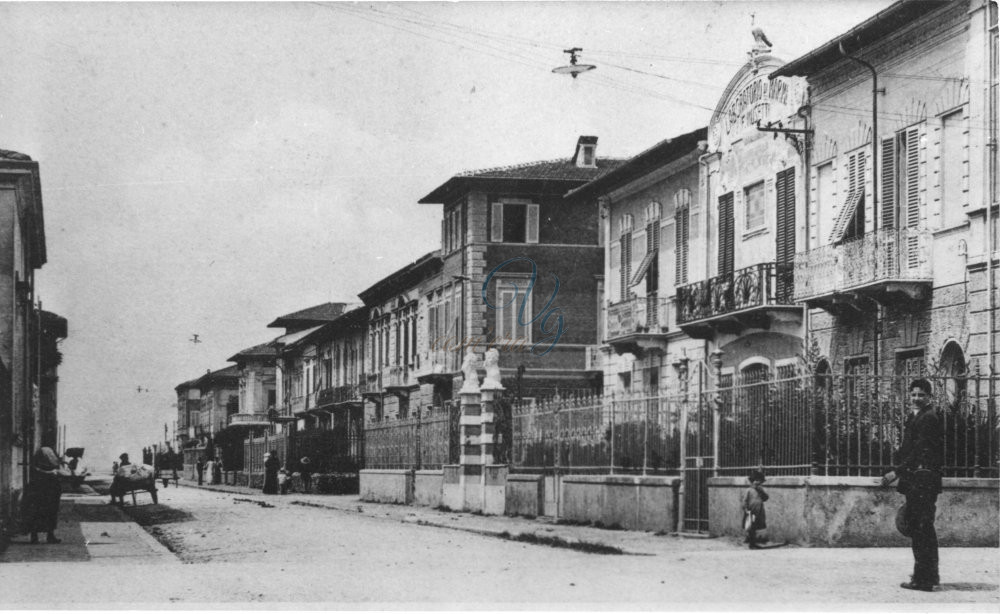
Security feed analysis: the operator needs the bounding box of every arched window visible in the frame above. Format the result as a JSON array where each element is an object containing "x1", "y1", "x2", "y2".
[{"x1": 938, "y1": 341, "x2": 967, "y2": 411}]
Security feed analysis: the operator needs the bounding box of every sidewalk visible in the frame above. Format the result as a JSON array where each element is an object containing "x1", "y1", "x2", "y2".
[{"x1": 0, "y1": 484, "x2": 178, "y2": 565}]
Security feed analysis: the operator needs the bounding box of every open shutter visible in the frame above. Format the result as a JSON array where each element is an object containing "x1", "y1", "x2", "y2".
[
  {"x1": 904, "y1": 126, "x2": 922, "y2": 268},
  {"x1": 491, "y1": 203, "x2": 503, "y2": 242},
  {"x1": 775, "y1": 168, "x2": 796, "y2": 266},
  {"x1": 881, "y1": 137, "x2": 896, "y2": 230},
  {"x1": 620, "y1": 232, "x2": 632, "y2": 300},
  {"x1": 526, "y1": 204, "x2": 540, "y2": 243},
  {"x1": 718, "y1": 192, "x2": 735, "y2": 276},
  {"x1": 675, "y1": 206, "x2": 689, "y2": 286}
]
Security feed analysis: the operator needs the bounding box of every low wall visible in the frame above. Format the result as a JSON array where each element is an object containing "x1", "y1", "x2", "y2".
[
  {"x1": 484, "y1": 465, "x2": 508, "y2": 515},
  {"x1": 414, "y1": 470, "x2": 443, "y2": 507},
  {"x1": 441, "y1": 465, "x2": 463, "y2": 510},
  {"x1": 708, "y1": 476, "x2": 1000, "y2": 547},
  {"x1": 560, "y1": 474, "x2": 680, "y2": 533},
  {"x1": 359, "y1": 469, "x2": 412, "y2": 504},
  {"x1": 506, "y1": 473, "x2": 545, "y2": 517}
]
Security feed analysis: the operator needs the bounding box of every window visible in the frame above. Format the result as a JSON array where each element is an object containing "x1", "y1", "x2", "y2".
[
  {"x1": 744, "y1": 181, "x2": 766, "y2": 231},
  {"x1": 618, "y1": 214, "x2": 633, "y2": 300},
  {"x1": 442, "y1": 205, "x2": 463, "y2": 253},
  {"x1": 941, "y1": 110, "x2": 966, "y2": 228},
  {"x1": 495, "y1": 279, "x2": 531, "y2": 344},
  {"x1": 491, "y1": 201, "x2": 539, "y2": 243},
  {"x1": 881, "y1": 124, "x2": 922, "y2": 232},
  {"x1": 829, "y1": 149, "x2": 866, "y2": 244},
  {"x1": 674, "y1": 189, "x2": 691, "y2": 286}
]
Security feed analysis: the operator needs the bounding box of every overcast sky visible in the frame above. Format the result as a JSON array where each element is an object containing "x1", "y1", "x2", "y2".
[{"x1": 0, "y1": 1, "x2": 893, "y2": 468}]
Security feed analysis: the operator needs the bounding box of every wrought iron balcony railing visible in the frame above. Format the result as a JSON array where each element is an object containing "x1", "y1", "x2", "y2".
[
  {"x1": 676, "y1": 262, "x2": 795, "y2": 325},
  {"x1": 606, "y1": 296, "x2": 671, "y2": 340},
  {"x1": 794, "y1": 228, "x2": 932, "y2": 302}
]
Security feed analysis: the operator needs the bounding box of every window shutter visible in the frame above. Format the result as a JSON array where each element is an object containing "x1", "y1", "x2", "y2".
[
  {"x1": 881, "y1": 137, "x2": 896, "y2": 230},
  {"x1": 441, "y1": 218, "x2": 447, "y2": 251},
  {"x1": 491, "y1": 203, "x2": 504, "y2": 242},
  {"x1": 620, "y1": 231, "x2": 632, "y2": 300},
  {"x1": 775, "y1": 168, "x2": 795, "y2": 266},
  {"x1": 526, "y1": 204, "x2": 540, "y2": 243},
  {"x1": 904, "y1": 127, "x2": 921, "y2": 229},
  {"x1": 675, "y1": 206, "x2": 689, "y2": 286},
  {"x1": 718, "y1": 192, "x2": 735, "y2": 276},
  {"x1": 904, "y1": 126, "x2": 922, "y2": 268}
]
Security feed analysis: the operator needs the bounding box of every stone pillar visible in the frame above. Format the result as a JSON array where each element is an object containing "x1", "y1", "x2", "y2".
[{"x1": 480, "y1": 367, "x2": 506, "y2": 515}]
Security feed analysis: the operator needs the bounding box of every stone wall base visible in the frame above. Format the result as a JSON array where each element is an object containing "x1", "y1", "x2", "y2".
[
  {"x1": 559, "y1": 474, "x2": 680, "y2": 532},
  {"x1": 708, "y1": 476, "x2": 1000, "y2": 547},
  {"x1": 359, "y1": 469, "x2": 412, "y2": 504}
]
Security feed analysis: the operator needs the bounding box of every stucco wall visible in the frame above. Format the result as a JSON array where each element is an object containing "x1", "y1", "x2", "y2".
[
  {"x1": 505, "y1": 473, "x2": 545, "y2": 516},
  {"x1": 414, "y1": 470, "x2": 443, "y2": 507},
  {"x1": 359, "y1": 469, "x2": 412, "y2": 504},
  {"x1": 560, "y1": 474, "x2": 680, "y2": 533},
  {"x1": 708, "y1": 475, "x2": 999, "y2": 547}
]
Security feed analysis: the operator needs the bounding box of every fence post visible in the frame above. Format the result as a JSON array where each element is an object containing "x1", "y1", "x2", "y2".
[
  {"x1": 711, "y1": 349, "x2": 724, "y2": 477},
  {"x1": 609, "y1": 392, "x2": 616, "y2": 475},
  {"x1": 642, "y1": 394, "x2": 649, "y2": 477}
]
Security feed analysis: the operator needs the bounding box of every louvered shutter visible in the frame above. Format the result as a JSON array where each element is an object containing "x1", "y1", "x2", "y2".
[
  {"x1": 675, "y1": 206, "x2": 689, "y2": 286},
  {"x1": 491, "y1": 203, "x2": 504, "y2": 242},
  {"x1": 718, "y1": 192, "x2": 735, "y2": 276},
  {"x1": 526, "y1": 204, "x2": 540, "y2": 243},
  {"x1": 881, "y1": 137, "x2": 896, "y2": 230},
  {"x1": 775, "y1": 168, "x2": 795, "y2": 266},
  {"x1": 441, "y1": 218, "x2": 447, "y2": 251},
  {"x1": 620, "y1": 231, "x2": 632, "y2": 300},
  {"x1": 904, "y1": 126, "x2": 921, "y2": 268}
]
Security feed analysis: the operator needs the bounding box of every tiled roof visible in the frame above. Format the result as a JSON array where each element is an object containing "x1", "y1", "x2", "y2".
[
  {"x1": 267, "y1": 302, "x2": 350, "y2": 329},
  {"x1": 227, "y1": 339, "x2": 280, "y2": 362},
  {"x1": 455, "y1": 157, "x2": 627, "y2": 181}
]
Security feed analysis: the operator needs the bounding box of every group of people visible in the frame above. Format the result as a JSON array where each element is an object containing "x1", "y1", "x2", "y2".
[
  {"x1": 194, "y1": 456, "x2": 224, "y2": 486},
  {"x1": 742, "y1": 378, "x2": 944, "y2": 592},
  {"x1": 261, "y1": 451, "x2": 313, "y2": 495}
]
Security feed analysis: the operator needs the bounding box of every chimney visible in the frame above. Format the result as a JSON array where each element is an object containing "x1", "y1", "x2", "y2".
[{"x1": 574, "y1": 136, "x2": 598, "y2": 168}]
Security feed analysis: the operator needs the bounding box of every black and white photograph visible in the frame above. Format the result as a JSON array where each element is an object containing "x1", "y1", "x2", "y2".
[{"x1": 0, "y1": 0, "x2": 997, "y2": 609}]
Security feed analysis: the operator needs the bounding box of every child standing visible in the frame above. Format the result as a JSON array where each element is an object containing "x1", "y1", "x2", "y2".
[
  {"x1": 743, "y1": 469, "x2": 769, "y2": 549},
  {"x1": 278, "y1": 466, "x2": 291, "y2": 495}
]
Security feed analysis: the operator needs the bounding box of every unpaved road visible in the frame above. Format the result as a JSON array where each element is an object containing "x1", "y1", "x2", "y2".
[{"x1": 1, "y1": 484, "x2": 997, "y2": 608}]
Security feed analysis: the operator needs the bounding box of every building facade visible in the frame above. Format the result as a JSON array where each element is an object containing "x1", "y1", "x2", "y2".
[
  {"x1": 417, "y1": 136, "x2": 625, "y2": 399},
  {"x1": 0, "y1": 150, "x2": 57, "y2": 539}
]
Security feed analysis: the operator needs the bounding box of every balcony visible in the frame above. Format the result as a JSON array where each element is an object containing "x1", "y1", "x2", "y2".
[
  {"x1": 605, "y1": 296, "x2": 671, "y2": 357},
  {"x1": 675, "y1": 262, "x2": 799, "y2": 339},
  {"x1": 417, "y1": 350, "x2": 461, "y2": 385},
  {"x1": 385, "y1": 364, "x2": 414, "y2": 396},
  {"x1": 794, "y1": 228, "x2": 932, "y2": 313},
  {"x1": 363, "y1": 373, "x2": 383, "y2": 402},
  {"x1": 288, "y1": 395, "x2": 307, "y2": 416},
  {"x1": 227, "y1": 413, "x2": 271, "y2": 427}
]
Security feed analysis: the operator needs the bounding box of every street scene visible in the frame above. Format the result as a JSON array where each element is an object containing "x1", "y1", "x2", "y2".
[
  {"x1": 0, "y1": 0, "x2": 999, "y2": 610},
  {"x1": 0, "y1": 475, "x2": 997, "y2": 607}
]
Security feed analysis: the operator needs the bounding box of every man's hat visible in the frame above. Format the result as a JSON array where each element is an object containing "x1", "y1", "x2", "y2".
[{"x1": 119, "y1": 453, "x2": 129, "y2": 461}]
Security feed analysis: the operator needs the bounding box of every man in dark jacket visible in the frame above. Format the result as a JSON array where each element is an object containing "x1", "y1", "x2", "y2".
[{"x1": 882, "y1": 378, "x2": 943, "y2": 592}]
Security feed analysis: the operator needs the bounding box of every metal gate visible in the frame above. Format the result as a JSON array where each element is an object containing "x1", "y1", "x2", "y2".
[{"x1": 681, "y1": 375, "x2": 714, "y2": 533}]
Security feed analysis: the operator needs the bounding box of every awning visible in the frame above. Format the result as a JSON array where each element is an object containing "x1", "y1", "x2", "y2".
[
  {"x1": 828, "y1": 188, "x2": 863, "y2": 245},
  {"x1": 629, "y1": 250, "x2": 657, "y2": 287}
]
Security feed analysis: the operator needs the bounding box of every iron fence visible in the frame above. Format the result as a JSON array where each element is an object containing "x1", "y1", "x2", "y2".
[
  {"x1": 509, "y1": 370, "x2": 998, "y2": 479},
  {"x1": 511, "y1": 392, "x2": 682, "y2": 474},
  {"x1": 363, "y1": 402, "x2": 458, "y2": 470}
]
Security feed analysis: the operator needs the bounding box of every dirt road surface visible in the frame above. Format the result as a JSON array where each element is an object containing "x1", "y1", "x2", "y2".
[{"x1": 0, "y1": 484, "x2": 996, "y2": 608}]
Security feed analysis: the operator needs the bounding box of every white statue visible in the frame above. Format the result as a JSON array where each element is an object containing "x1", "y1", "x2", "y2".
[
  {"x1": 481, "y1": 348, "x2": 504, "y2": 390},
  {"x1": 459, "y1": 352, "x2": 481, "y2": 393}
]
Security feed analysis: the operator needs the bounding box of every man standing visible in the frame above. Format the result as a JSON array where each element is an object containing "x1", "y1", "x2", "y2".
[
  {"x1": 882, "y1": 378, "x2": 944, "y2": 592},
  {"x1": 196, "y1": 456, "x2": 206, "y2": 486}
]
